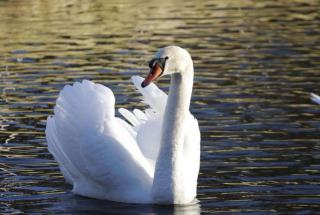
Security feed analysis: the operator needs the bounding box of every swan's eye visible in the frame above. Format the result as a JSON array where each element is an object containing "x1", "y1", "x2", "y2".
[
  {"x1": 148, "y1": 57, "x2": 168, "y2": 71},
  {"x1": 148, "y1": 59, "x2": 156, "y2": 68},
  {"x1": 157, "y1": 58, "x2": 166, "y2": 70}
]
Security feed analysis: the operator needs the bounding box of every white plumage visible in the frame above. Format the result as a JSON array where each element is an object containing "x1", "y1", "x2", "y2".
[
  {"x1": 311, "y1": 93, "x2": 320, "y2": 105},
  {"x1": 46, "y1": 46, "x2": 201, "y2": 204}
]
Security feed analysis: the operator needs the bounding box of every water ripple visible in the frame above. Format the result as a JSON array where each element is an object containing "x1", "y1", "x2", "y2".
[{"x1": 0, "y1": 0, "x2": 320, "y2": 214}]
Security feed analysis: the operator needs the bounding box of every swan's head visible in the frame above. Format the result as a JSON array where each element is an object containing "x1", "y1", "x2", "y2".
[{"x1": 141, "y1": 46, "x2": 192, "y2": 88}]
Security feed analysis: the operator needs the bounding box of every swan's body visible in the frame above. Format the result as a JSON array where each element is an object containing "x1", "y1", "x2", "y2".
[
  {"x1": 311, "y1": 93, "x2": 320, "y2": 105},
  {"x1": 46, "y1": 46, "x2": 201, "y2": 204}
]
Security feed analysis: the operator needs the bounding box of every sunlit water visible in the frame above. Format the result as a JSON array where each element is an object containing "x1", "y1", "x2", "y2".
[{"x1": 1, "y1": 0, "x2": 320, "y2": 214}]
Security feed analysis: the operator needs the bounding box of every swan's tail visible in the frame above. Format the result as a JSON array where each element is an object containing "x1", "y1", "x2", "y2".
[{"x1": 311, "y1": 93, "x2": 320, "y2": 105}]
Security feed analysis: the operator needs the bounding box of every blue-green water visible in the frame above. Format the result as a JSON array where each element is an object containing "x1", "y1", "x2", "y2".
[{"x1": 1, "y1": 0, "x2": 320, "y2": 214}]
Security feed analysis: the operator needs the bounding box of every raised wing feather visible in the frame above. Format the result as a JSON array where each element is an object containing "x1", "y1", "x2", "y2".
[
  {"x1": 131, "y1": 76, "x2": 167, "y2": 113},
  {"x1": 46, "y1": 80, "x2": 152, "y2": 203},
  {"x1": 119, "y1": 76, "x2": 167, "y2": 162}
]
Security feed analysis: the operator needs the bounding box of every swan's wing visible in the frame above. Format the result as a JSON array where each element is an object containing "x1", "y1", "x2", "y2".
[
  {"x1": 311, "y1": 93, "x2": 320, "y2": 104},
  {"x1": 131, "y1": 76, "x2": 167, "y2": 113},
  {"x1": 119, "y1": 76, "x2": 201, "y2": 170},
  {"x1": 46, "y1": 80, "x2": 152, "y2": 202},
  {"x1": 118, "y1": 76, "x2": 167, "y2": 162}
]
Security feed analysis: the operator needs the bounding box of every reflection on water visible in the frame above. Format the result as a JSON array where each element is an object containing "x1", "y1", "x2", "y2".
[
  {"x1": 48, "y1": 194, "x2": 200, "y2": 214},
  {"x1": 0, "y1": 0, "x2": 320, "y2": 214}
]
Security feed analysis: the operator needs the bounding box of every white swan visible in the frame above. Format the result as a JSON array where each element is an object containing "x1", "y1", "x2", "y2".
[
  {"x1": 311, "y1": 93, "x2": 320, "y2": 105},
  {"x1": 45, "y1": 46, "x2": 200, "y2": 204}
]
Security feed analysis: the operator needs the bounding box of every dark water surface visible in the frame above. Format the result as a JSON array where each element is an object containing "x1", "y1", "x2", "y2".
[{"x1": 1, "y1": 0, "x2": 320, "y2": 214}]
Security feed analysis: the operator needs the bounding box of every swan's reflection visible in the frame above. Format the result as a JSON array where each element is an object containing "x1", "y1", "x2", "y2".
[
  {"x1": 57, "y1": 193, "x2": 201, "y2": 214},
  {"x1": 173, "y1": 201, "x2": 201, "y2": 215}
]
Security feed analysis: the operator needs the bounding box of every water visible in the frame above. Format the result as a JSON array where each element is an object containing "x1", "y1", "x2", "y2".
[{"x1": 1, "y1": 0, "x2": 320, "y2": 214}]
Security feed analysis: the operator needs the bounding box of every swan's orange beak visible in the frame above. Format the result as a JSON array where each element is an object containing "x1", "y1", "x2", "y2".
[{"x1": 141, "y1": 63, "x2": 163, "y2": 88}]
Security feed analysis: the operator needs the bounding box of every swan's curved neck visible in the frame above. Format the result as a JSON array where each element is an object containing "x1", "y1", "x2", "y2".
[{"x1": 152, "y1": 62, "x2": 194, "y2": 203}]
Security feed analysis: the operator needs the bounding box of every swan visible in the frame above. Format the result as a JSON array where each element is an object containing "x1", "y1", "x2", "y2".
[
  {"x1": 45, "y1": 46, "x2": 201, "y2": 204},
  {"x1": 311, "y1": 93, "x2": 320, "y2": 105}
]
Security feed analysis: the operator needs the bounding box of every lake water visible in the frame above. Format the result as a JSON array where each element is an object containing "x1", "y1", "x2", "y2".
[{"x1": 1, "y1": 0, "x2": 320, "y2": 214}]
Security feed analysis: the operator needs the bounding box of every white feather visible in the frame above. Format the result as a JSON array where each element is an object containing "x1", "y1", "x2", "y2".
[
  {"x1": 46, "y1": 46, "x2": 201, "y2": 204},
  {"x1": 311, "y1": 93, "x2": 320, "y2": 105}
]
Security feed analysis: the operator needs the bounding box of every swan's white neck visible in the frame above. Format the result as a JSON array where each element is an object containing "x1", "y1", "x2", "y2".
[{"x1": 151, "y1": 61, "x2": 194, "y2": 203}]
